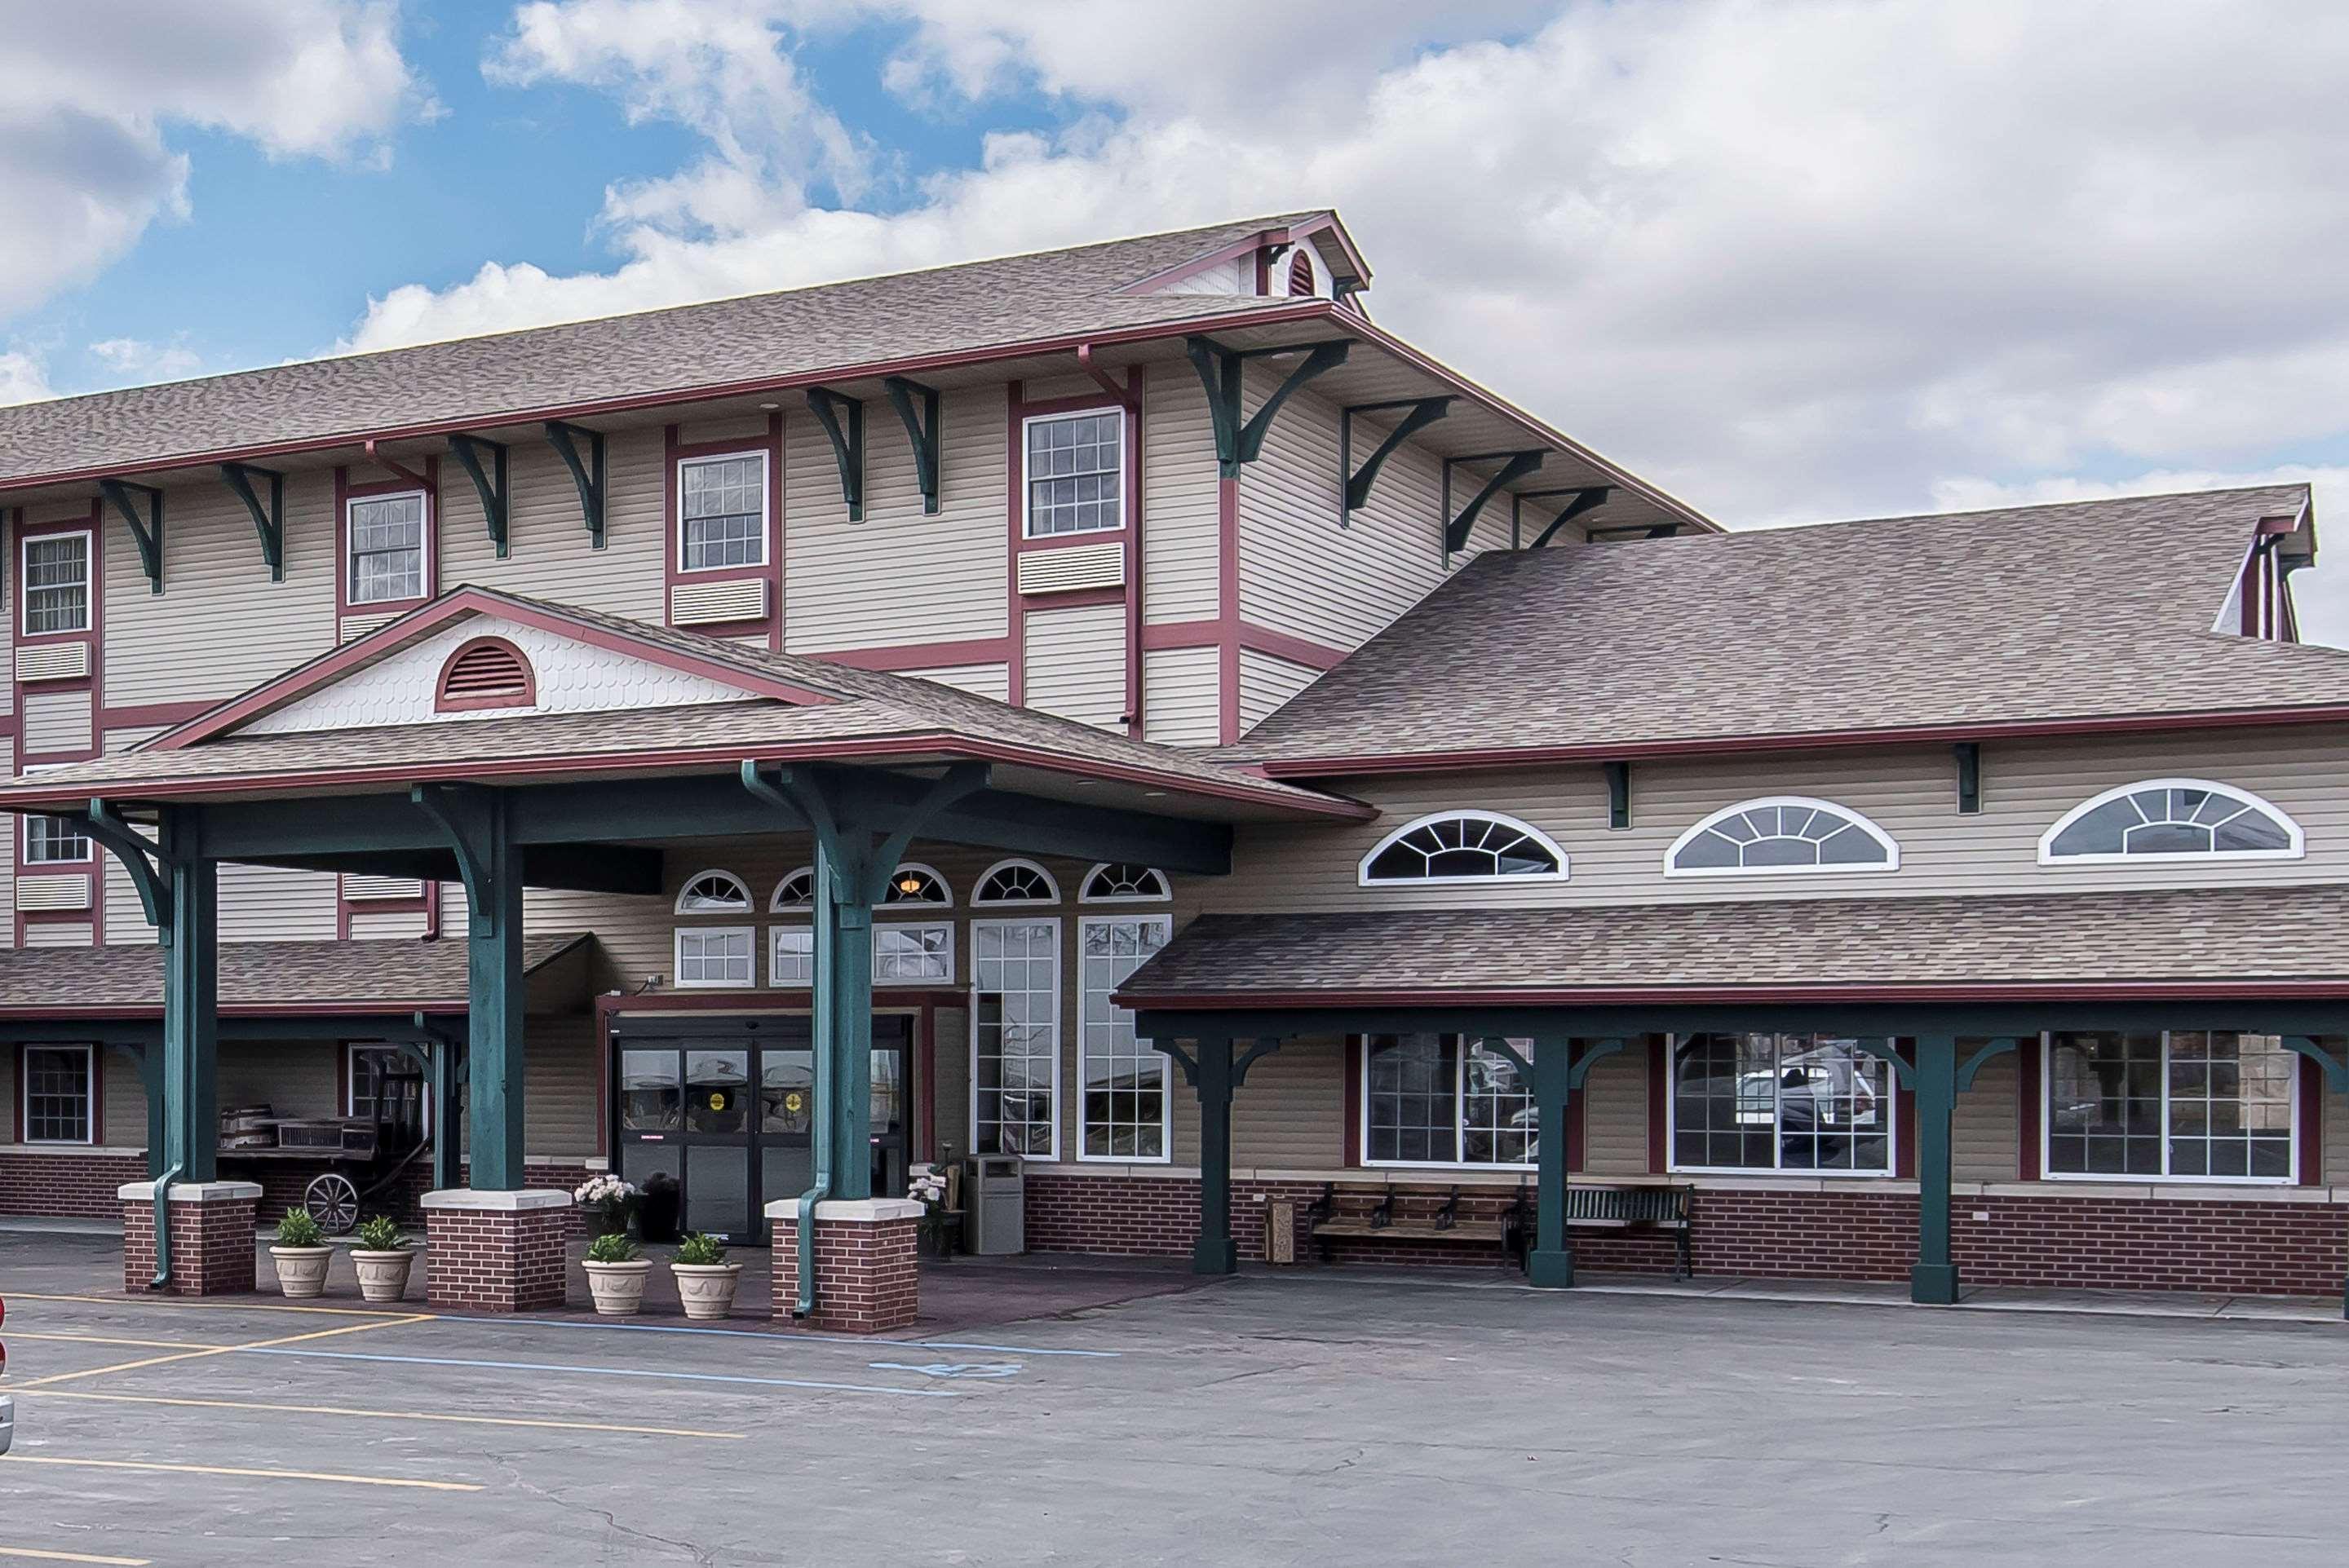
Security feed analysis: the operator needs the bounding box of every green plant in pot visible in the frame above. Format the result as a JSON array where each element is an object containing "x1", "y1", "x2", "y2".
[
  {"x1": 669, "y1": 1231, "x2": 742, "y2": 1322},
  {"x1": 348, "y1": 1214, "x2": 415, "y2": 1305},
  {"x1": 581, "y1": 1230, "x2": 651, "y2": 1316},
  {"x1": 269, "y1": 1208, "x2": 334, "y2": 1299}
]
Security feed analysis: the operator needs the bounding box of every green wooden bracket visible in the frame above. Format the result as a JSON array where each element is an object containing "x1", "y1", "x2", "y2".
[
  {"x1": 543, "y1": 421, "x2": 607, "y2": 549},
  {"x1": 1956, "y1": 1036, "x2": 2019, "y2": 1093},
  {"x1": 1185, "y1": 335, "x2": 1353, "y2": 478},
  {"x1": 2283, "y1": 1036, "x2": 2349, "y2": 1095},
  {"x1": 881, "y1": 377, "x2": 941, "y2": 515},
  {"x1": 804, "y1": 388, "x2": 866, "y2": 521},
  {"x1": 1846, "y1": 1036, "x2": 1917, "y2": 1089},
  {"x1": 219, "y1": 463, "x2": 285, "y2": 581},
  {"x1": 1568, "y1": 1037, "x2": 1627, "y2": 1092},
  {"x1": 1443, "y1": 450, "x2": 1545, "y2": 554},
  {"x1": 100, "y1": 479, "x2": 166, "y2": 594},
  {"x1": 449, "y1": 435, "x2": 511, "y2": 559},
  {"x1": 409, "y1": 784, "x2": 494, "y2": 932},
  {"x1": 1604, "y1": 762, "x2": 1630, "y2": 831},
  {"x1": 77, "y1": 799, "x2": 173, "y2": 933},
  {"x1": 1185, "y1": 338, "x2": 1244, "y2": 478},
  {"x1": 1341, "y1": 397, "x2": 1452, "y2": 517},
  {"x1": 1524, "y1": 486, "x2": 1613, "y2": 549},
  {"x1": 867, "y1": 762, "x2": 990, "y2": 900},
  {"x1": 1955, "y1": 742, "x2": 1982, "y2": 815},
  {"x1": 1232, "y1": 1036, "x2": 1286, "y2": 1088},
  {"x1": 1157, "y1": 1040, "x2": 1202, "y2": 1087},
  {"x1": 1238, "y1": 341, "x2": 1348, "y2": 466}
]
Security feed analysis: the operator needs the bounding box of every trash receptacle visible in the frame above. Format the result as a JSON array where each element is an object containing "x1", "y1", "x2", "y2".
[{"x1": 963, "y1": 1155, "x2": 1024, "y2": 1255}]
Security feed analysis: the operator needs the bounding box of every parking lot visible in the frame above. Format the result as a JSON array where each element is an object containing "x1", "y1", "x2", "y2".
[{"x1": 4, "y1": 1228, "x2": 2349, "y2": 1566}]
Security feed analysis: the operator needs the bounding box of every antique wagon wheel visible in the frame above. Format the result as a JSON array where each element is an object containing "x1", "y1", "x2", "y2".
[{"x1": 304, "y1": 1173, "x2": 361, "y2": 1235}]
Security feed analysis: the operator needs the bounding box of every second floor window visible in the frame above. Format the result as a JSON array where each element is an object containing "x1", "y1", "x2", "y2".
[
  {"x1": 22, "y1": 532, "x2": 91, "y2": 634},
  {"x1": 25, "y1": 815, "x2": 92, "y2": 864},
  {"x1": 347, "y1": 492, "x2": 426, "y2": 605},
  {"x1": 1025, "y1": 411, "x2": 1123, "y2": 537},
  {"x1": 679, "y1": 453, "x2": 767, "y2": 569}
]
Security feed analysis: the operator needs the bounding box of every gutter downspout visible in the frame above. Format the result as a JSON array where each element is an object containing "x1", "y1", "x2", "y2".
[
  {"x1": 741, "y1": 762, "x2": 831, "y2": 1318},
  {"x1": 147, "y1": 1162, "x2": 184, "y2": 1290}
]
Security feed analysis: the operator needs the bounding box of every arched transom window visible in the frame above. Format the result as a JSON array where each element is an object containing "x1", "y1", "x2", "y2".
[
  {"x1": 771, "y1": 867, "x2": 815, "y2": 912},
  {"x1": 1081, "y1": 863, "x2": 1170, "y2": 903},
  {"x1": 1359, "y1": 812, "x2": 1567, "y2": 886},
  {"x1": 883, "y1": 864, "x2": 951, "y2": 908},
  {"x1": 1666, "y1": 798, "x2": 1899, "y2": 877},
  {"x1": 675, "y1": 869, "x2": 752, "y2": 913},
  {"x1": 2040, "y1": 780, "x2": 2303, "y2": 865},
  {"x1": 975, "y1": 859, "x2": 1059, "y2": 906}
]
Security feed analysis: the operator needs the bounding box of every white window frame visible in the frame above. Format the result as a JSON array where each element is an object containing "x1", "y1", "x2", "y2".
[
  {"x1": 1077, "y1": 914, "x2": 1173, "y2": 1164},
  {"x1": 971, "y1": 916, "x2": 1062, "y2": 1161},
  {"x1": 1359, "y1": 1035, "x2": 1538, "y2": 1173},
  {"x1": 2039, "y1": 1030, "x2": 2299, "y2": 1186},
  {"x1": 344, "y1": 490, "x2": 431, "y2": 607},
  {"x1": 2036, "y1": 778, "x2": 2305, "y2": 867},
  {"x1": 1020, "y1": 407, "x2": 1130, "y2": 540},
  {"x1": 674, "y1": 868, "x2": 754, "y2": 915},
  {"x1": 675, "y1": 449, "x2": 771, "y2": 573},
  {"x1": 881, "y1": 863, "x2": 953, "y2": 909},
  {"x1": 673, "y1": 925, "x2": 757, "y2": 989},
  {"x1": 1356, "y1": 811, "x2": 1569, "y2": 888},
  {"x1": 769, "y1": 924, "x2": 815, "y2": 987},
  {"x1": 1079, "y1": 863, "x2": 1171, "y2": 903},
  {"x1": 874, "y1": 921, "x2": 956, "y2": 985},
  {"x1": 20, "y1": 1042, "x2": 95, "y2": 1146},
  {"x1": 1663, "y1": 796, "x2": 1902, "y2": 880},
  {"x1": 770, "y1": 866, "x2": 816, "y2": 912},
  {"x1": 20, "y1": 528, "x2": 93, "y2": 637},
  {"x1": 24, "y1": 815, "x2": 94, "y2": 865},
  {"x1": 1662, "y1": 1034, "x2": 1900, "y2": 1177},
  {"x1": 972, "y1": 857, "x2": 1061, "y2": 908},
  {"x1": 344, "y1": 1043, "x2": 431, "y2": 1136}
]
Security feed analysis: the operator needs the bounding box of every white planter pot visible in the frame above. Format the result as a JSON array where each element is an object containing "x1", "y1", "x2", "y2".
[
  {"x1": 583, "y1": 1258, "x2": 652, "y2": 1316},
  {"x1": 270, "y1": 1245, "x2": 334, "y2": 1299},
  {"x1": 671, "y1": 1261, "x2": 742, "y2": 1321},
  {"x1": 349, "y1": 1249, "x2": 415, "y2": 1304}
]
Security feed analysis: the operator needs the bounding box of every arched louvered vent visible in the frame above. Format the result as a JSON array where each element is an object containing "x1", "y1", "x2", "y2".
[
  {"x1": 1286, "y1": 250, "x2": 1316, "y2": 297},
  {"x1": 436, "y1": 637, "x2": 536, "y2": 712}
]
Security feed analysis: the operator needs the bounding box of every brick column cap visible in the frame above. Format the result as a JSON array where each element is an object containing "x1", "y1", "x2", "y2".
[
  {"x1": 117, "y1": 1181, "x2": 263, "y2": 1203},
  {"x1": 421, "y1": 1187, "x2": 572, "y2": 1212},
  {"x1": 764, "y1": 1197, "x2": 924, "y2": 1223}
]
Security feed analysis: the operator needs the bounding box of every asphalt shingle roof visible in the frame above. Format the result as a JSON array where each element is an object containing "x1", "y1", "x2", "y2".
[
  {"x1": 0, "y1": 932, "x2": 591, "y2": 1015},
  {"x1": 1232, "y1": 485, "x2": 2341, "y2": 769},
  {"x1": 1117, "y1": 886, "x2": 2349, "y2": 1003}
]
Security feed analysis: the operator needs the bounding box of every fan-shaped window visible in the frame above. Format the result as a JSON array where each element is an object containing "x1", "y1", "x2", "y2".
[
  {"x1": 1666, "y1": 797, "x2": 1899, "y2": 877},
  {"x1": 435, "y1": 637, "x2": 535, "y2": 712},
  {"x1": 771, "y1": 867, "x2": 816, "y2": 912},
  {"x1": 674, "y1": 870, "x2": 752, "y2": 913},
  {"x1": 883, "y1": 864, "x2": 951, "y2": 908},
  {"x1": 1358, "y1": 812, "x2": 1567, "y2": 886},
  {"x1": 1286, "y1": 250, "x2": 1316, "y2": 297},
  {"x1": 974, "y1": 859, "x2": 1059, "y2": 906},
  {"x1": 2040, "y1": 780, "x2": 2303, "y2": 865},
  {"x1": 1081, "y1": 863, "x2": 1171, "y2": 903}
]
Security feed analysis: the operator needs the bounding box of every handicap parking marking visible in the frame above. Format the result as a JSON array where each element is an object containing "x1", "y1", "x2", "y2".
[
  {"x1": 867, "y1": 1360, "x2": 1024, "y2": 1380},
  {"x1": 237, "y1": 1345, "x2": 964, "y2": 1398},
  {"x1": 0, "y1": 1454, "x2": 480, "y2": 1492}
]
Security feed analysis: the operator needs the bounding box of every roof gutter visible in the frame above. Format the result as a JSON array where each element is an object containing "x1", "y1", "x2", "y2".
[{"x1": 1119, "y1": 978, "x2": 2349, "y2": 1009}]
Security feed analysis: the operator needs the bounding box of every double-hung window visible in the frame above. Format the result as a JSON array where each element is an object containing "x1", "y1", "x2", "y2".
[
  {"x1": 2044, "y1": 1031, "x2": 2298, "y2": 1181},
  {"x1": 22, "y1": 532, "x2": 91, "y2": 634},
  {"x1": 1023, "y1": 411, "x2": 1124, "y2": 537},
  {"x1": 1078, "y1": 915, "x2": 1170, "y2": 1160},
  {"x1": 679, "y1": 453, "x2": 768, "y2": 570},
  {"x1": 24, "y1": 815, "x2": 92, "y2": 865},
  {"x1": 347, "y1": 492, "x2": 427, "y2": 605},
  {"x1": 1362, "y1": 1035, "x2": 1536, "y2": 1168},
  {"x1": 1670, "y1": 1034, "x2": 1894, "y2": 1173},
  {"x1": 21, "y1": 1045, "x2": 95, "y2": 1143}
]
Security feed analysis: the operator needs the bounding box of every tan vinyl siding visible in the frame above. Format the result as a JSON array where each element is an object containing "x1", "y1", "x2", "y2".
[
  {"x1": 106, "y1": 470, "x2": 337, "y2": 705},
  {"x1": 1236, "y1": 648, "x2": 1320, "y2": 732},
  {"x1": 347, "y1": 908, "x2": 432, "y2": 940},
  {"x1": 904, "y1": 663, "x2": 1011, "y2": 702},
  {"x1": 220, "y1": 863, "x2": 338, "y2": 943},
  {"x1": 1020, "y1": 602, "x2": 1126, "y2": 731},
  {"x1": 1579, "y1": 1045, "x2": 1653, "y2": 1176},
  {"x1": 932, "y1": 1003, "x2": 970, "y2": 1157},
  {"x1": 1140, "y1": 364, "x2": 1221, "y2": 625},
  {"x1": 2328, "y1": 1090, "x2": 2347, "y2": 1185},
  {"x1": 101, "y1": 1045, "x2": 147, "y2": 1147},
  {"x1": 527, "y1": 1013, "x2": 600, "y2": 1155},
  {"x1": 1231, "y1": 1033, "x2": 1343, "y2": 1168},
  {"x1": 100, "y1": 727, "x2": 164, "y2": 947},
  {"x1": 1215, "y1": 726, "x2": 2349, "y2": 912},
  {"x1": 1142, "y1": 646, "x2": 1219, "y2": 747},
  {"x1": 22, "y1": 921, "x2": 94, "y2": 947},
  {"x1": 786, "y1": 391, "x2": 1011, "y2": 653},
  {"x1": 440, "y1": 426, "x2": 666, "y2": 624},
  {"x1": 219, "y1": 1040, "x2": 339, "y2": 1121},
  {"x1": 1954, "y1": 1050, "x2": 2022, "y2": 1182},
  {"x1": 21, "y1": 689, "x2": 92, "y2": 756}
]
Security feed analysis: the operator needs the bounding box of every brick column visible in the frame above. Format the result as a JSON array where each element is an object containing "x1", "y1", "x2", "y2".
[
  {"x1": 420, "y1": 1188, "x2": 573, "y2": 1312},
  {"x1": 118, "y1": 1180, "x2": 261, "y2": 1296},
  {"x1": 768, "y1": 1198, "x2": 922, "y2": 1333}
]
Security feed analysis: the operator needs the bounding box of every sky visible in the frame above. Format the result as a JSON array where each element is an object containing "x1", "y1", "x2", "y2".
[{"x1": 6, "y1": 0, "x2": 2349, "y2": 638}]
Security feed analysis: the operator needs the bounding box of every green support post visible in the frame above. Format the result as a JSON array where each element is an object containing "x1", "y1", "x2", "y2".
[
  {"x1": 1192, "y1": 1036, "x2": 1237, "y2": 1274},
  {"x1": 1526, "y1": 1036, "x2": 1574, "y2": 1288},
  {"x1": 414, "y1": 785, "x2": 527, "y2": 1190},
  {"x1": 1911, "y1": 1033, "x2": 1960, "y2": 1305},
  {"x1": 158, "y1": 809, "x2": 218, "y2": 1183},
  {"x1": 817, "y1": 833, "x2": 878, "y2": 1201}
]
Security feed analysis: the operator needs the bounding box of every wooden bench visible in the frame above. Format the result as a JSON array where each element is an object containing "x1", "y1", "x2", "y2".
[
  {"x1": 1304, "y1": 1184, "x2": 1531, "y2": 1270},
  {"x1": 1564, "y1": 1186, "x2": 1694, "y2": 1279}
]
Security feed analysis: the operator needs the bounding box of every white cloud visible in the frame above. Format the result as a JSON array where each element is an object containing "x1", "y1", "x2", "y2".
[
  {"x1": 0, "y1": 1, "x2": 423, "y2": 319},
  {"x1": 0, "y1": 350, "x2": 54, "y2": 407},
  {"x1": 88, "y1": 337, "x2": 203, "y2": 382}
]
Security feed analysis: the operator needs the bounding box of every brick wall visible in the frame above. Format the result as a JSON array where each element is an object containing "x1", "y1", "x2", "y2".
[
  {"x1": 121, "y1": 1192, "x2": 258, "y2": 1295},
  {"x1": 0, "y1": 1148, "x2": 592, "y2": 1226},
  {"x1": 1024, "y1": 1172, "x2": 2349, "y2": 1297},
  {"x1": 1, "y1": 1151, "x2": 148, "y2": 1219},
  {"x1": 422, "y1": 1204, "x2": 570, "y2": 1312},
  {"x1": 772, "y1": 1214, "x2": 919, "y2": 1332}
]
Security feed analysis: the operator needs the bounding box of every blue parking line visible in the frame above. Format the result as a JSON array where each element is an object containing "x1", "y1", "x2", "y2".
[
  {"x1": 238, "y1": 1346, "x2": 959, "y2": 1398},
  {"x1": 459, "y1": 1315, "x2": 1121, "y2": 1358}
]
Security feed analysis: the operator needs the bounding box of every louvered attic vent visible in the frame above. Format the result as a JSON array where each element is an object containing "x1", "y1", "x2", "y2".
[{"x1": 435, "y1": 637, "x2": 536, "y2": 712}]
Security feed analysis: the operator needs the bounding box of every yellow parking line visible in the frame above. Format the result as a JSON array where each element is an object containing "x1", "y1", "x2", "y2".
[
  {"x1": 2, "y1": 1292, "x2": 418, "y2": 1319},
  {"x1": 22, "y1": 1389, "x2": 746, "y2": 1442},
  {"x1": 7, "y1": 1332, "x2": 235, "y2": 1352},
  {"x1": 0, "y1": 1548, "x2": 153, "y2": 1566},
  {"x1": 11, "y1": 1314, "x2": 435, "y2": 1389},
  {"x1": 0, "y1": 1455, "x2": 478, "y2": 1492}
]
